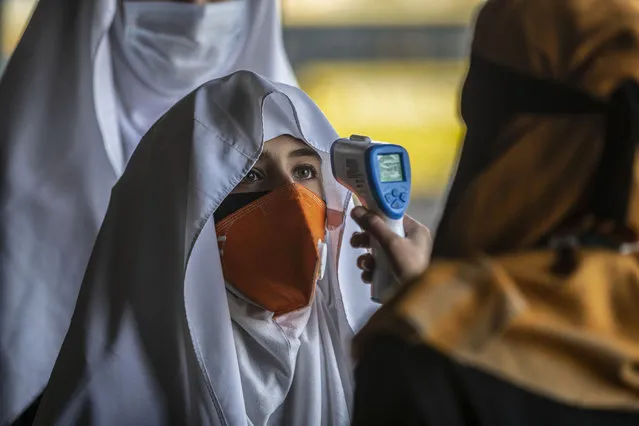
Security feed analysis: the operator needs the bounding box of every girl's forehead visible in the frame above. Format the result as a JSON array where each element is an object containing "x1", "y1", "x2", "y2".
[
  {"x1": 264, "y1": 134, "x2": 306, "y2": 147},
  {"x1": 261, "y1": 135, "x2": 321, "y2": 161}
]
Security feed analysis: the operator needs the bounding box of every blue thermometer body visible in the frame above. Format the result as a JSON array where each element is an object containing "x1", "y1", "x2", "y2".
[{"x1": 331, "y1": 135, "x2": 411, "y2": 303}]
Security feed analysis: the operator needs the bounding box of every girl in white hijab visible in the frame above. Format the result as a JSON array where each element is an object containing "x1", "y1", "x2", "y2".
[
  {"x1": 32, "y1": 71, "x2": 381, "y2": 426},
  {"x1": 0, "y1": 1, "x2": 295, "y2": 424}
]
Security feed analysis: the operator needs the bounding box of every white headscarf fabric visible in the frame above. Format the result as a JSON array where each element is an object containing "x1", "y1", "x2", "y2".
[
  {"x1": 0, "y1": 1, "x2": 296, "y2": 424},
  {"x1": 32, "y1": 71, "x2": 378, "y2": 425},
  {"x1": 111, "y1": 0, "x2": 260, "y2": 161}
]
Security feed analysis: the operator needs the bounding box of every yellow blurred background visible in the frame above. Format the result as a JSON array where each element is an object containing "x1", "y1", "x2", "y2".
[
  {"x1": 282, "y1": 0, "x2": 478, "y2": 201},
  {"x1": 298, "y1": 61, "x2": 465, "y2": 198}
]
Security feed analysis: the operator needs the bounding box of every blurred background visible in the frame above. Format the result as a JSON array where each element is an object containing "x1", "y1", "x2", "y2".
[{"x1": 0, "y1": 0, "x2": 481, "y2": 227}]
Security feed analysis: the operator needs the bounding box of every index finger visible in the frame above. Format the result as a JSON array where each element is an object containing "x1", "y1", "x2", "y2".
[{"x1": 351, "y1": 206, "x2": 402, "y2": 248}]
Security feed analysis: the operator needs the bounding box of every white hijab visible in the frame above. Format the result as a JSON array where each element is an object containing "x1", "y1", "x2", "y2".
[
  {"x1": 32, "y1": 71, "x2": 377, "y2": 425},
  {"x1": 0, "y1": 1, "x2": 295, "y2": 424}
]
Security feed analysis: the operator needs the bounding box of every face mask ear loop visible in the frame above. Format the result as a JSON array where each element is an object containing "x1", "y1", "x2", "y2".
[
  {"x1": 317, "y1": 211, "x2": 329, "y2": 281},
  {"x1": 317, "y1": 240, "x2": 328, "y2": 281},
  {"x1": 217, "y1": 235, "x2": 227, "y2": 257}
]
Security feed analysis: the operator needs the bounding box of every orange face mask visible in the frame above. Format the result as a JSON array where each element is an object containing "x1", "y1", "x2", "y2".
[{"x1": 215, "y1": 183, "x2": 327, "y2": 316}]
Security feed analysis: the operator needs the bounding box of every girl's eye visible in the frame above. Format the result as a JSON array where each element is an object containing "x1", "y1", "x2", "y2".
[
  {"x1": 242, "y1": 169, "x2": 262, "y2": 184},
  {"x1": 293, "y1": 165, "x2": 318, "y2": 181}
]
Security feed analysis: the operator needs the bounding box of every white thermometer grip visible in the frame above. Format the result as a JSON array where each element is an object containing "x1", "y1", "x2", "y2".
[{"x1": 370, "y1": 217, "x2": 405, "y2": 303}]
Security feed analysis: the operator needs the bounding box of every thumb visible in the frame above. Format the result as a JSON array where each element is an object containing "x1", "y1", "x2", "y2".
[{"x1": 351, "y1": 206, "x2": 401, "y2": 248}]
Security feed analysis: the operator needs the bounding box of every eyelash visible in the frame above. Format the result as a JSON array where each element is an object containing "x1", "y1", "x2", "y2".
[
  {"x1": 293, "y1": 164, "x2": 319, "y2": 180},
  {"x1": 242, "y1": 168, "x2": 264, "y2": 184}
]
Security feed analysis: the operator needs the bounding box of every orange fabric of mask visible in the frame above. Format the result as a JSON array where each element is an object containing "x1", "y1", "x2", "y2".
[{"x1": 215, "y1": 183, "x2": 327, "y2": 316}]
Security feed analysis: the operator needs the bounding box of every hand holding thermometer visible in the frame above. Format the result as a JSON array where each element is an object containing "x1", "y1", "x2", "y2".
[{"x1": 330, "y1": 135, "x2": 411, "y2": 303}]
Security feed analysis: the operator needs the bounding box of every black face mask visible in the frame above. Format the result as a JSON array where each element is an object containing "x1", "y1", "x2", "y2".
[
  {"x1": 433, "y1": 55, "x2": 639, "y2": 257},
  {"x1": 213, "y1": 191, "x2": 269, "y2": 223}
]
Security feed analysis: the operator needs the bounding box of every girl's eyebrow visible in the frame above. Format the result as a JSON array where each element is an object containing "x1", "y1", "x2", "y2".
[{"x1": 288, "y1": 148, "x2": 321, "y2": 161}]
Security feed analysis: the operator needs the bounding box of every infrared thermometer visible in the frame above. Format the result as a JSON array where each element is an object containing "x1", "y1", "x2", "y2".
[{"x1": 330, "y1": 135, "x2": 411, "y2": 303}]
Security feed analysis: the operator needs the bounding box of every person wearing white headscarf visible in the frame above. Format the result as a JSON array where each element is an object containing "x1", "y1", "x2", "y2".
[
  {"x1": 0, "y1": 1, "x2": 295, "y2": 424},
  {"x1": 31, "y1": 70, "x2": 391, "y2": 426}
]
